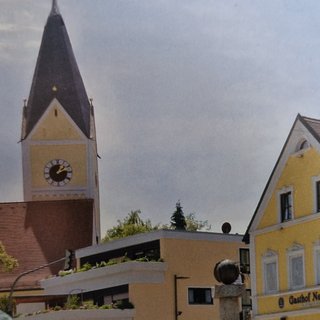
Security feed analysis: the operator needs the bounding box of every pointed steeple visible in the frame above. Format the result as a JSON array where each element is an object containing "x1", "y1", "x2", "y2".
[
  {"x1": 50, "y1": 0, "x2": 60, "y2": 16},
  {"x1": 23, "y1": 1, "x2": 91, "y2": 138}
]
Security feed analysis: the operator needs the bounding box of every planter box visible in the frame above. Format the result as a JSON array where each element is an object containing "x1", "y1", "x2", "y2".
[
  {"x1": 19, "y1": 309, "x2": 135, "y2": 320},
  {"x1": 41, "y1": 261, "x2": 167, "y2": 295}
]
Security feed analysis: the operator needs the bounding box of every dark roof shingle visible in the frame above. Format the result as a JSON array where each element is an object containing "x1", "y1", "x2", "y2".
[{"x1": 24, "y1": 8, "x2": 90, "y2": 138}]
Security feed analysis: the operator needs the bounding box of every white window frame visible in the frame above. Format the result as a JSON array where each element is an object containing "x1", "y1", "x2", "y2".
[
  {"x1": 262, "y1": 250, "x2": 279, "y2": 294},
  {"x1": 278, "y1": 187, "x2": 294, "y2": 223},
  {"x1": 188, "y1": 287, "x2": 214, "y2": 305},
  {"x1": 314, "y1": 242, "x2": 320, "y2": 285},
  {"x1": 287, "y1": 244, "x2": 305, "y2": 290}
]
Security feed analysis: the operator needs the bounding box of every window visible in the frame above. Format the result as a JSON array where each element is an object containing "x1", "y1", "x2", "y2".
[
  {"x1": 240, "y1": 248, "x2": 250, "y2": 274},
  {"x1": 280, "y1": 191, "x2": 293, "y2": 222},
  {"x1": 296, "y1": 139, "x2": 310, "y2": 152},
  {"x1": 314, "y1": 245, "x2": 320, "y2": 285},
  {"x1": 264, "y1": 261, "x2": 278, "y2": 293},
  {"x1": 188, "y1": 288, "x2": 213, "y2": 305},
  {"x1": 262, "y1": 250, "x2": 279, "y2": 294},
  {"x1": 242, "y1": 289, "x2": 252, "y2": 309},
  {"x1": 289, "y1": 256, "x2": 304, "y2": 288},
  {"x1": 316, "y1": 180, "x2": 320, "y2": 213},
  {"x1": 312, "y1": 177, "x2": 320, "y2": 213},
  {"x1": 287, "y1": 244, "x2": 305, "y2": 290}
]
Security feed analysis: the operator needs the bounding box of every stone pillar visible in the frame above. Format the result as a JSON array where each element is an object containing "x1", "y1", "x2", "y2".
[{"x1": 215, "y1": 284, "x2": 245, "y2": 320}]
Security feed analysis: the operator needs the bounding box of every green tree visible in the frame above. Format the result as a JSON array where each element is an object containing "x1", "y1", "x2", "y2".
[
  {"x1": 0, "y1": 242, "x2": 18, "y2": 272},
  {"x1": 185, "y1": 213, "x2": 211, "y2": 231},
  {"x1": 102, "y1": 206, "x2": 211, "y2": 243},
  {"x1": 170, "y1": 201, "x2": 186, "y2": 230},
  {"x1": 102, "y1": 210, "x2": 158, "y2": 242}
]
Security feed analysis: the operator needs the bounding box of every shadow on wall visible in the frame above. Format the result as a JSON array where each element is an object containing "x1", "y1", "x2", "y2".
[{"x1": 24, "y1": 199, "x2": 94, "y2": 274}]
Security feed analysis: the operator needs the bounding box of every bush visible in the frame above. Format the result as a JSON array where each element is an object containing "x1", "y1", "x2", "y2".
[
  {"x1": 64, "y1": 295, "x2": 80, "y2": 310},
  {"x1": 53, "y1": 305, "x2": 62, "y2": 311},
  {"x1": 114, "y1": 300, "x2": 134, "y2": 310},
  {"x1": 58, "y1": 269, "x2": 74, "y2": 277},
  {"x1": 81, "y1": 300, "x2": 97, "y2": 310},
  {"x1": 135, "y1": 257, "x2": 149, "y2": 262},
  {"x1": 0, "y1": 295, "x2": 15, "y2": 315},
  {"x1": 78, "y1": 263, "x2": 92, "y2": 272}
]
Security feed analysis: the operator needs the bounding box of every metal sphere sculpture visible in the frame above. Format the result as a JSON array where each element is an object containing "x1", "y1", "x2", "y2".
[{"x1": 214, "y1": 259, "x2": 240, "y2": 285}]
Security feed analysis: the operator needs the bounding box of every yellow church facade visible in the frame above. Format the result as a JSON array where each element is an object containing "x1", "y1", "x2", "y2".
[
  {"x1": 245, "y1": 114, "x2": 320, "y2": 319},
  {"x1": 22, "y1": 98, "x2": 95, "y2": 199}
]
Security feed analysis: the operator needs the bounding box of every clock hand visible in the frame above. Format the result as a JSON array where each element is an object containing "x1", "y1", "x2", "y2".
[{"x1": 56, "y1": 165, "x2": 67, "y2": 174}]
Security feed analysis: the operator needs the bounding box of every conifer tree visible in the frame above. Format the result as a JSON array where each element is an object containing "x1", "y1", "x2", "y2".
[{"x1": 171, "y1": 201, "x2": 187, "y2": 230}]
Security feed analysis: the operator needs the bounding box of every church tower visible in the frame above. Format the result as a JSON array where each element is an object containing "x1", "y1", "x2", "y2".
[{"x1": 21, "y1": 0, "x2": 100, "y2": 240}]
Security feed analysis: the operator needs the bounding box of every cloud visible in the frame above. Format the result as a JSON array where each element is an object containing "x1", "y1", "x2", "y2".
[
  {"x1": 68, "y1": 0, "x2": 317, "y2": 231},
  {"x1": 2, "y1": 0, "x2": 320, "y2": 234}
]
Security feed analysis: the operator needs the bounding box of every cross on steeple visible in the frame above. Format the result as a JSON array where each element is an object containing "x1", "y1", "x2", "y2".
[{"x1": 50, "y1": 0, "x2": 60, "y2": 16}]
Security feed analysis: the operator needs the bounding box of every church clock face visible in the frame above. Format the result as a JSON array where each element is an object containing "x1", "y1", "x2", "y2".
[{"x1": 44, "y1": 159, "x2": 72, "y2": 186}]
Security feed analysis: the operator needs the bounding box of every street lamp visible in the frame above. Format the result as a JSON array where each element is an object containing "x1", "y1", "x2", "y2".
[
  {"x1": 174, "y1": 274, "x2": 190, "y2": 320},
  {"x1": 8, "y1": 256, "x2": 66, "y2": 316}
]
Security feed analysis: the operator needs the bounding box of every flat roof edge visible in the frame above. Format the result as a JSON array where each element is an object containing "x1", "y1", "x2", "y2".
[{"x1": 76, "y1": 230, "x2": 244, "y2": 259}]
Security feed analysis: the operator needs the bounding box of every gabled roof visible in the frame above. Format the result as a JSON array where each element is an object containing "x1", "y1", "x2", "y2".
[
  {"x1": 23, "y1": 1, "x2": 90, "y2": 139},
  {"x1": 243, "y1": 114, "x2": 320, "y2": 243},
  {"x1": 300, "y1": 115, "x2": 320, "y2": 142}
]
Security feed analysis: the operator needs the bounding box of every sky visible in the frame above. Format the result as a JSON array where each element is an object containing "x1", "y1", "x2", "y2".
[{"x1": 1, "y1": 0, "x2": 320, "y2": 236}]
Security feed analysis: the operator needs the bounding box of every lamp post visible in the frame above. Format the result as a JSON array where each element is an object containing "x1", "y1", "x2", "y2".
[
  {"x1": 8, "y1": 254, "x2": 70, "y2": 316},
  {"x1": 174, "y1": 274, "x2": 190, "y2": 320}
]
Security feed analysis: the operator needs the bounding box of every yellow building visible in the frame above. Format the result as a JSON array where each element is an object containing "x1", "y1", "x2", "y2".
[
  {"x1": 244, "y1": 114, "x2": 320, "y2": 319},
  {"x1": 41, "y1": 229, "x2": 249, "y2": 320}
]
